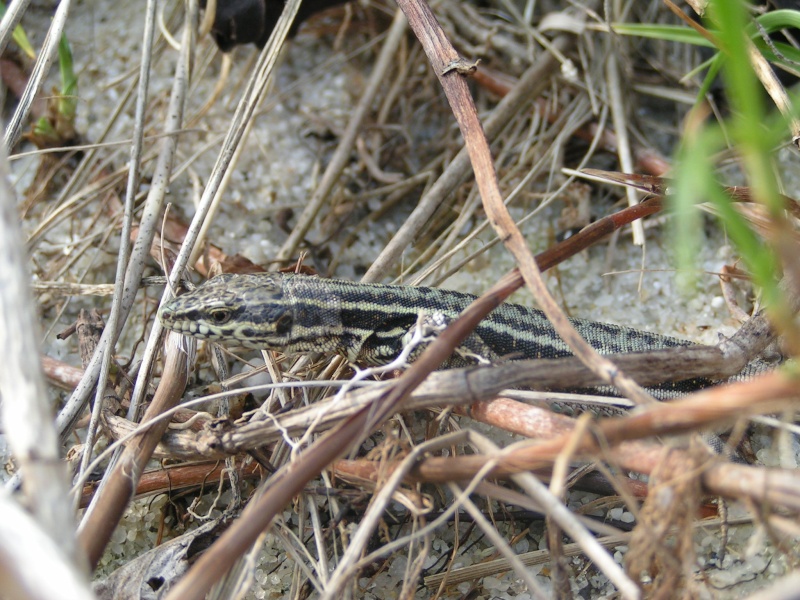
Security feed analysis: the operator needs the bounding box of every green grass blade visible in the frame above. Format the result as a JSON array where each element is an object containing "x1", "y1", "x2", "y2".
[
  {"x1": 611, "y1": 23, "x2": 714, "y2": 47},
  {"x1": 0, "y1": 1, "x2": 35, "y2": 58},
  {"x1": 57, "y1": 35, "x2": 77, "y2": 120}
]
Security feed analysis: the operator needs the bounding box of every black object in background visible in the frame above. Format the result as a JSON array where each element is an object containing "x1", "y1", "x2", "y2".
[{"x1": 200, "y1": 0, "x2": 346, "y2": 51}]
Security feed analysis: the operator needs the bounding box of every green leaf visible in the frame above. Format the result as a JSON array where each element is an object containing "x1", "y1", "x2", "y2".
[
  {"x1": 0, "y1": 1, "x2": 35, "y2": 58},
  {"x1": 57, "y1": 35, "x2": 77, "y2": 120},
  {"x1": 32, "y1": 116, "x2": 58, "y2": 142},
  {"x1": 610, "y1": 23, "x2": 715, "y2": 47},
  {"x1": 670, "y1": 128, "x2": 718, "y2": 288},
  {"x1": 754, "y1": 9, "x2": 800, "y2": 34}
]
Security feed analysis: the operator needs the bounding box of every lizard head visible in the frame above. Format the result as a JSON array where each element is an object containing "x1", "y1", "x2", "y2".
[{"x1": 159, "y1": 273, "x2": 295, "y2": 350}]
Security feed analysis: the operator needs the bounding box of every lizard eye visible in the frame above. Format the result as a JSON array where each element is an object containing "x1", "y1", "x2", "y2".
[
  {"x1": 209, "y1": 308, "x2": 232, "y2": 325},
  {"x1": 275, "y1": 313, "x2": 293, "y2": 335}
]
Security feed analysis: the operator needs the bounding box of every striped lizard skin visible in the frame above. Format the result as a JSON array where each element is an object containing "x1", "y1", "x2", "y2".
[{"x1": 158, "y1": 272, "x2": 771, "y2": 398}]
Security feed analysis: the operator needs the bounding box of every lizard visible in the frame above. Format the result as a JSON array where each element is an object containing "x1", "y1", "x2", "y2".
[{"x1": 158, "y1": 272, "x2": 773, "y2": 398}]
